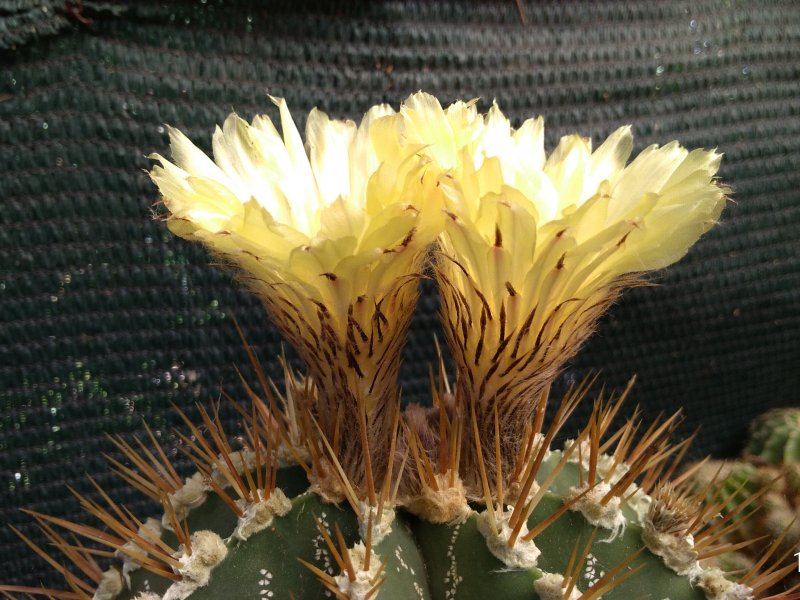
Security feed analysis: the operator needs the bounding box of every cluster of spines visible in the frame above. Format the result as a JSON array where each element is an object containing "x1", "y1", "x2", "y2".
[{"x1": 299, "y1": 514, "x2": 386, "y2": 600}]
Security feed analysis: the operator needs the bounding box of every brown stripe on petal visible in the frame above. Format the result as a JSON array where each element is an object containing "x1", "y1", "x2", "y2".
[
  {"x1": 498, "y1": 302, "x2": 506, "y2": 342},
  {"x1": 473, "y1": 308, "x2": 487, "y2": 366},
  {"x1": 490, "y1": 333, "x2": 514, "y2": 364},
  {"x1": 346, "y1": 349, "x2": 364, "y2": 378},
  {"x1": 399, "y1": 227, "x2": 417, "y2": 249},
  {"x1": 510, "y1": 304, "x2": 538, "y2": 359}
]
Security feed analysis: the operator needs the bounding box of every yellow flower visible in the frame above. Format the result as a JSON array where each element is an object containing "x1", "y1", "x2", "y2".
[
  {"x1": 149, "y1": 97, "x2": 442, "y2": 490},
  {"x1": 397, "y1": 94, "x2": 728, "y2": 482}
]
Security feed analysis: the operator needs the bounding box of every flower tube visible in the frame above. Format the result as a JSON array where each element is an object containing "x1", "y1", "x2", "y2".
[
  {"x1": 150, "y1": 97, "x2": 442, "y2": 496},
  {"x1": 398, "y1": 94, "x2": 728, "y2": 490}
]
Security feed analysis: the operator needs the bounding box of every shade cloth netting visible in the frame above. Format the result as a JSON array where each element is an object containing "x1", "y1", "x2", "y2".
[{"x1": 1, "y1": 0, "x2": 799, "y2": 589}]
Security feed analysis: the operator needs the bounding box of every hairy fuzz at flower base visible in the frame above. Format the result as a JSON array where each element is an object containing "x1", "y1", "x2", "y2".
[
  {"x1": 149, "y1": 98, "x2": 441, "y2": 501},
  {"x1": 394, "y1": 93, "x2": 729, "y2": 494}
]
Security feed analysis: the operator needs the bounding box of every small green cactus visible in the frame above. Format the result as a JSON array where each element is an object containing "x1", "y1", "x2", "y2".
[
  {"x1": 750, "y1": 408, "x2": 800, "y2": 514},
  {"x1": 3, "y1": 93, "x2": 795, "y2": 600},
  {"x1": 747, "y1": 408, "x2": 800, "y2": 468},
  {"x1": 680, "y1": 409, "x2": 800, "y2": 597}
]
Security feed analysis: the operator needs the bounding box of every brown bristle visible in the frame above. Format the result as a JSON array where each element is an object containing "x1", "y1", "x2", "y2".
[
  {"x1": 0, "y1": 585, "x2": 86, "y2": 600},
  {"x1": 581, "y1": 547, "x2": 645, "y2": 600},
  {"x1": 309, "y1": 412, "x2": 363, "y2": 518},
  {"x1": 19, "y1": 506, "x2": 180, "y2": 581},
  {"x1": 300, "y1": 516, "x2": 387, "y2": 600},
  {"x1": 647, "y1": 482, "x2": 697, "y2": 536},
  {"x1": 507, "y1": 374, "x2": 595, "y2": 537},
  {"x1": 741, "y1": 519, "x2": 800, "y2": 594},
  {"x1": 598, "y1": 409, "x2": 684, "y2": 506},
  {"x1": 514, "y1": 429, "x2": 590, "y2": 545},
  {"x1": 564, "y1": 530, "x2": 597, "y2": 598}
]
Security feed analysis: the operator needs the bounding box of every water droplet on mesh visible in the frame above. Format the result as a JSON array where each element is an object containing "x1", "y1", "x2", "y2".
[
  {"x1": 50, "y1": 295, "x2": 58, "y2": 302},
  {"x1": 246, "y1": 15, "x2": 253, "y2": 22},
  {"x1": 42, "y1": 122, "x2": 48, "y2": 130},
  {"x1": 157, "y1": 125, "x2": 165, "y2": 134},
  {"x1": 55, "y1": 157, "x2": 64, "y2": 166},
  {"x1": 689, "y1": 19, "x2": 697, "y2": 31},
  {"x1": 742, "y1": 66, "x2": 751, "y2": 77},
  {"x1": 655, "y1": 65, "x2": 665, "y2": 76}
]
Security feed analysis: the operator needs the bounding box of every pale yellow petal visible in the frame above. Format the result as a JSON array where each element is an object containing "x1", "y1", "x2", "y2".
[
  {"x1": 210, "y1": 114, "x2": 256, "y2": 200},
  {"x1": 544, "y1": 134, "x2": 592, "y2": 211},
  {"x1": 401, "y1": 91, "x2": 457, "y2": 169},
  {"x1": 350, "y1": 103, "x2": 395, "y2": 201},
  {"x1": 166, "y1": 126, "x2": 230, "y2": 186},
  {"x1": 271, "y1": 95, "x2": 320, "y2": 229},
  {"x1": 585, "y1": 125, "x2": 633, "y2": 196},
  {"x1": 306, "y1": 107, "x2": 357, "y2": 205},
  {"x1": 512, "y1": 116, "x2": 545, "y2": 170},
  {"x1": 478, "y1": 101, "x2": 513, "y2": 167},
  {"x1": 608, "y1": 141, "x2": 688, "y2": 221}
]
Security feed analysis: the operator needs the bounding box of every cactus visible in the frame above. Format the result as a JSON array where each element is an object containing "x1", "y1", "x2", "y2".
[
  {"x1": 681, "y1": 409, "x2": 800, "y2": 595},
  {"x1": 3, "y1": 93, "x2": 796, "y2": 600},
  {"x1": 747, "y1": 408, "x2": 800, "y2": 516},
  {"x1": 747, "y1": 408, "x2": 800, "y2": 472}
]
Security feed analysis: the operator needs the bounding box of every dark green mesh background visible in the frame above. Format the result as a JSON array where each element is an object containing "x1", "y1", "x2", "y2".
[{"x1": 1, "y1": 0, "x2": 799, "y2": 589}]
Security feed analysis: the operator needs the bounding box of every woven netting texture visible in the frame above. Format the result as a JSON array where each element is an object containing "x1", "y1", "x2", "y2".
[{"x1": 1, "y1": 0, "x2": 799, "y2": 589}]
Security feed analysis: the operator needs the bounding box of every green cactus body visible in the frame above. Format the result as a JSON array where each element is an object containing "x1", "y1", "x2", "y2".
[
  {"x1": 107, "y1": 446, "x2": 724, "y2": 600},
  {"x1": 122, "y1": 493, "x2": 428, "y2": 600},
  {"x1": 747, "y1": 408, "x2": 800, "y2": 465},
  {"x1": 746, "y1": 407, "x2": 800, "y2": 508},
  {"x1": 411, "y1": 494, "x2": 703, "y2": 600},
  {"x1": 689, "y1": 460, "x2": 764, "y2": 517}
]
